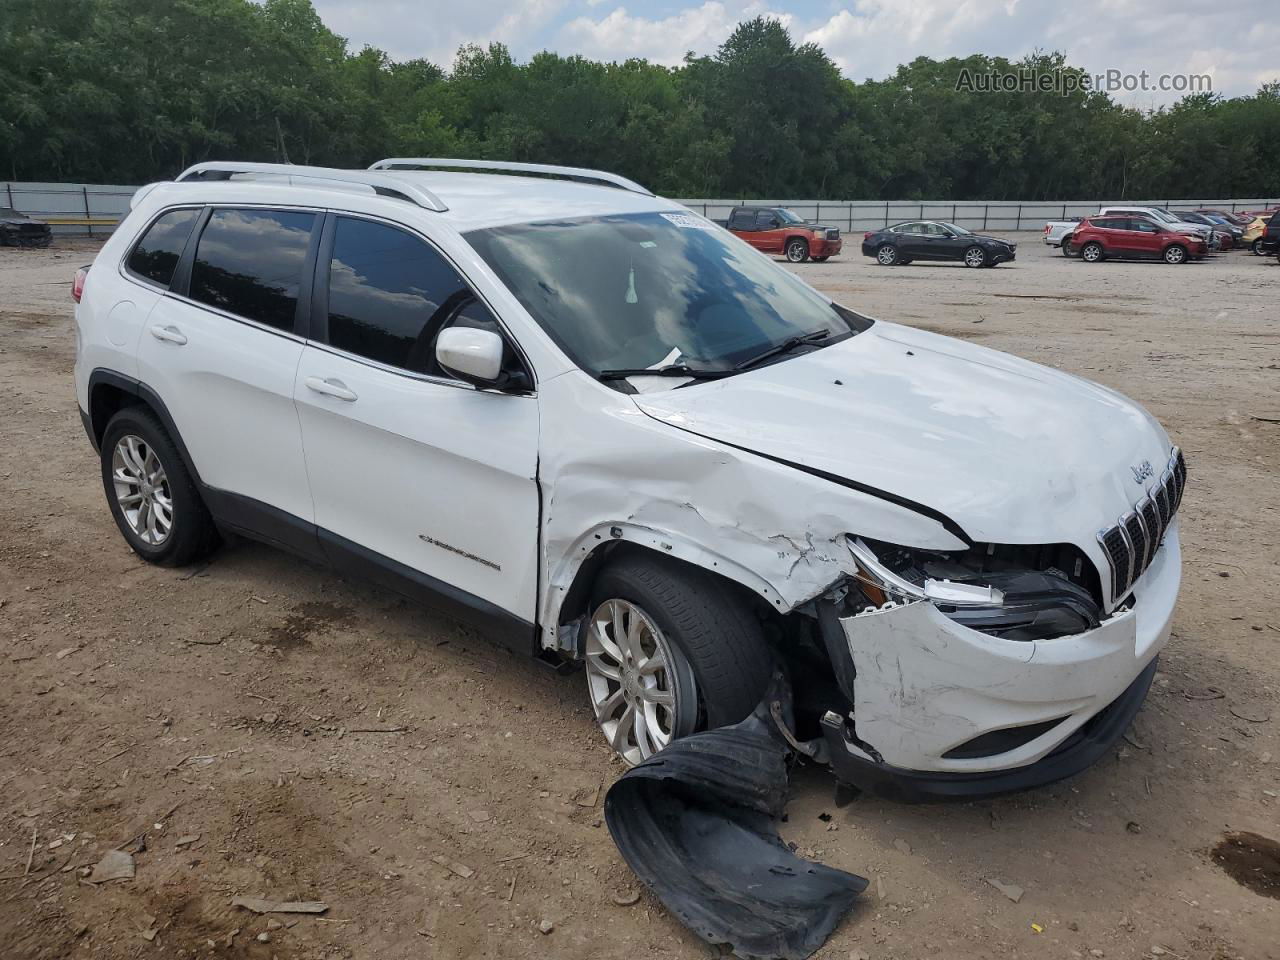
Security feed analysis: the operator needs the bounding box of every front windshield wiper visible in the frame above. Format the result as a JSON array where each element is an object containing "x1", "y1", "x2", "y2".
[
  {"x1": 597, "y1": 363, "x2": 736, "y2": 381},
  {"x1": 733, "y1": 329, "x2": 832, "y2": 372}
]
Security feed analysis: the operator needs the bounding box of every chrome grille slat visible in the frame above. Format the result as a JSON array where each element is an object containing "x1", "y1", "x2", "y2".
[{"x1": 1096, "y1": 447, "x2": 1185, "y2": 603}]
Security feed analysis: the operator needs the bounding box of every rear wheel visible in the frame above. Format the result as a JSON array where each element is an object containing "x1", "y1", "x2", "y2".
[
  {"x1": 785, "y1": 238, "x2": 810, "y2": 263},
  {"x1": 100, "y1": 407, "x2": 218, "y2": 566},
  {"x1": 1251, "y1": 238, "x2": 1264, "y2": 255},
  {"x1": 963, "y1": 245, "x2": 986, "y2": 268},
  {"x1": 1061, "y1": 236, "x2": 1075, "y2": 256},
  {"x1": 1164, "y1": 244, "x2": 1188, "y2": 264},
  {"x1": 584, "y1": 554, "x2": 772, "y2": 765},
  {"x1": 876, "y1": 243, "x2": 899, "y2": 266},
  {"x1": 1080, "y1": 241, "x2": 1104, "y2": 263}
]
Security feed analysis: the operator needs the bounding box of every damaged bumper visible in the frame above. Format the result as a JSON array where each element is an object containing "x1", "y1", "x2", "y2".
[{"x1": 823, "y1": 526, "x2": 1180, "y2": 800}]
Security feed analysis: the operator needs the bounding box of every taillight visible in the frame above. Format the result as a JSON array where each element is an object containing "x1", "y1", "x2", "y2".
[
  {"x1": 863, "y1": 232, "x2": 873, "y2": 241},
  {"x1": 1043, "y1": 224, "x2": 1050, "y2": 234},
  {"x1": 72, "y1": 266, "x2": 89, "y2": 303}
]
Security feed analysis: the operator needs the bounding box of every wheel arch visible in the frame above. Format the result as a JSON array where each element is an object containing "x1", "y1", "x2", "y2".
[
  {"x1": 88, "y1": 369, "x2": 205, "y2": 486},
  {"x1": 544, "y1": 523, "x2": 797, "y2": 653}
]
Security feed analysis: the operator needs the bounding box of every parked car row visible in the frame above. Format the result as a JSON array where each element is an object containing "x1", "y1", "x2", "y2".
[{"x1": 1045, "y1": 204, "x2": 1280, "y2": 261}]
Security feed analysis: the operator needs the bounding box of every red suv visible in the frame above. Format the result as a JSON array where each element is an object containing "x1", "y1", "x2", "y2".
[{"x1": 1066, "y1": 215, "x2": 1207, "y2": 264}]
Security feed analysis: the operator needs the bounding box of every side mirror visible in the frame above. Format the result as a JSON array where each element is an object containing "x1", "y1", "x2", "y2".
[{"x1": 436, "y1": 327, "x2": 504, "y2": 387}]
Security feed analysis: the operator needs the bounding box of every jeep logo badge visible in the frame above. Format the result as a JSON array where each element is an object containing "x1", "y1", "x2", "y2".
[{"x1": 1131, "y1": 460, "x2": 1154, "y2": 484}]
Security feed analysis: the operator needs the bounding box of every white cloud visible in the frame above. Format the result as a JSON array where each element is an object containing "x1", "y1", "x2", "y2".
[
  {"x1": 558, "y1": 2, "x2": 793, "y2": 66},
  {"x1": 308, "y1": 0, "x2": 1279, "y2": 103},
  {"x1": 310, "y1": 0, "x2": 570, "y2": 66}
]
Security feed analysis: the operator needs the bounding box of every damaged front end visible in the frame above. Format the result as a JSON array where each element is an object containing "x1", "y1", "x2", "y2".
[{"x1": 805, "y1": 526, "x2": 1180, "y2": 801}]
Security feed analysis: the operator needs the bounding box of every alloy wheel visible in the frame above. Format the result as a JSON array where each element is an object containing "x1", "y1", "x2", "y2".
[
  {"x1": 786, "y1": 240, "x2": 807, "y2": 262},
  {"x1": 1165, "y1": 246, "x2": 1186, "y2": 264},
  {"x1": 584, "y1": 598, "x2": 696, "y2": 766},
  {"x1": 964, "y1": 246, "x2": 985, "y2": 267},
  {"x1": 877, "y1": 245, "x2": 897, "y2": 265},
  {"x1": 111, "y1": 434, "x2": 173, "y2": 545},
  {"x1": 1082, "y1": 243, "x2": 1102, "y2": 262}
]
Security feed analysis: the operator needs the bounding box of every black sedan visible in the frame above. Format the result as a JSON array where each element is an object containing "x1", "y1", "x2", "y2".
[
  {"x1": 861, "y1": 221, "x2": 1015, "y2": 267},
  {"x1": 0, "y1": 206, "x2": 52, "y2": 247}
]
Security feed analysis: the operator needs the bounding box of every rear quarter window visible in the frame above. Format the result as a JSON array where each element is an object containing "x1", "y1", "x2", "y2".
[
  {"x1": 188, "y1": 208, "x2": 316, "y2": 332},
  {"x1": 125, "y1": 208, "x2": 200, "y2": 288}
]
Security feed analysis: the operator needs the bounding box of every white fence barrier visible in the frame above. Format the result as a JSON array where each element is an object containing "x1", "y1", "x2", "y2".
[{"x1": 4, "y1": 181, "x2": 1276, "y2": 236}]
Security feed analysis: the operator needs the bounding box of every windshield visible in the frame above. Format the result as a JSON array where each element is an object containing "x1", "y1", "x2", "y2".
[
  {"x1": 466, "y1": 211, "x2": 867, "y2": 376},
  {"x1": 937, "y1": 222, "x2": 972, "y2": 235},
  {"x1": 1149, "y1": 209, "x2": 1179, "y2": 223},
  {"x1": 776, "y1": 208, "x2": 805, "y2": 224}
]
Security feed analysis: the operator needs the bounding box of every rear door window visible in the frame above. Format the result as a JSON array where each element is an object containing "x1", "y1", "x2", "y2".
[
  {"x1": 126, "y1": 208, "x2": 200, "y2": 288},
  {"x1": 189, "y1": 208, "x2": 316, "y2": 332}
]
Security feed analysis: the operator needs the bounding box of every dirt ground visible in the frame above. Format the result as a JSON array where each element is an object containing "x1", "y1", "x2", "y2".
[{"x1": 1, "y1": 234, "x2": 1277, "y2": 960}]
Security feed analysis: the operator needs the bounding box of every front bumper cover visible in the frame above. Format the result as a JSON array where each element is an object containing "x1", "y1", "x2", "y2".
[{"x1": 821, "y1": 527, "x2": 1179, "y2": 799}]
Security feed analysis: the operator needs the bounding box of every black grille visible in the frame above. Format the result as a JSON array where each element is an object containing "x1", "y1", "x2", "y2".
[{"x1": 1097, "y1": 447, "x2": 1185, "y2": 602}]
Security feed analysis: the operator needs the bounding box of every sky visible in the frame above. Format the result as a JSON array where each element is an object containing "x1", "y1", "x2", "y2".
[{"x1": 309, "y1": 0, "x2": 1279, "y2": 106}]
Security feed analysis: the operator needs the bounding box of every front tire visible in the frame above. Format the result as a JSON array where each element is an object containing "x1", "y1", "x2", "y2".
[
  {"x1": 584, "y1": 554, "x2": 772, "y2": 765},
  {"x1": 1164, "y1": 244, "x2": 1188, "y2": 264},
  {"x1": 963, "y1": 245, "x2": 986, "y2": 268},
  {"x1": 100, "y1": 407, "x2": 217, "y2": 566},
  {"x1": 785, "y1": 238, "x2": 810, "y2": 263},
  {"x1": 1080, "y1": 241, "x2": 1104, "y2": 263}
]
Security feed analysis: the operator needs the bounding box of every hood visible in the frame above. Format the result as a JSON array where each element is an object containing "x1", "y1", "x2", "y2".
[
  {"x1": 970, "y1": 233, "x2": 1015, "y2": 247},
  {"x1": 632, "y1": 322, "x2": 1171, "y2": 547},
  {"x1": 797, "y1": 222, "x2": 840, "y2": 233}
]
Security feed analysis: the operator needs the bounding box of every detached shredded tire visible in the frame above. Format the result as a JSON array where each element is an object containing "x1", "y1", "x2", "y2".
[{"x1": 605, "y1": 672, "x2": 868, "y2": 960}]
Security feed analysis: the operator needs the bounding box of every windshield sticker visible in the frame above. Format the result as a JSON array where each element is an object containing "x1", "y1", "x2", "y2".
[{"x1": 661, "y1": 212, "x2": 715, "y2": 231}]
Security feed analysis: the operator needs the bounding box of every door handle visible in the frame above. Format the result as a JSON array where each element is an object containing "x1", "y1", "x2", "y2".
[
  {"x1": 304, "y1": 376, "x2": 357, "y2": 402},
  {"x1": 149, "y1": 324, "x2": 187, "y2": 345}
]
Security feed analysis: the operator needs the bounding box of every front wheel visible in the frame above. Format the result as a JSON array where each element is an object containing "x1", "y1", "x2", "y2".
[
  {"x1": 876, "y1": 243, "x2": 899, "y2": 266},
  {"x1": 584, "y1": 554, "x2": 772, "y2": 766},
  {"x1": 785, "y1": 238, "x2": 810, "y2": 263},
  {"x1": 1164, "y1": 244, "x2": 1188, "y2": 264},
  {"x1": 963, "y1": 245, "x2": 986, "y2": 268},
  {"x1": 1080, "y1": 241, "x2": 1104, "y2": 263}
]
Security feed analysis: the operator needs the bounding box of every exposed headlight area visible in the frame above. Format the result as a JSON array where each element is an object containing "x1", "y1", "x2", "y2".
[{"x1": 848, "y1": 536, "x2": 1103, "y2": 642}]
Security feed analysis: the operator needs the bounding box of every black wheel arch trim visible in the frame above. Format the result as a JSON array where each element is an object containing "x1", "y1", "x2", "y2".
[{"x1": 87, "y1": 368, "x2": 205, "y2": 487}]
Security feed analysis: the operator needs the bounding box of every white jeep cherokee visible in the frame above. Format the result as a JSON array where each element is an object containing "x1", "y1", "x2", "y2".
[{"x1": 74, "y1": 159, "x2": 1183, "y2": 799}]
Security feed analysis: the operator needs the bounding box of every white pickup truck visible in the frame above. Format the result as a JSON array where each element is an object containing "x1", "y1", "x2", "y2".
[{"x1": 1042, "y1": 217, "x2": 1084, "y2": 250}]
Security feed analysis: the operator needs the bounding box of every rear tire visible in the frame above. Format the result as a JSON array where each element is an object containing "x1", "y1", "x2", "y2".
[
  {"x1": 100, "y1": 407, "x2": 218, "y2": 567},
  {"x1": 876, "y1": 243, "x2": 899, "y2": 266},
  {"x1": 1061, "y1": 236, "x2": 1075, "y2": 256},
  {"x1": 1251, "y1": 238, "x2": 1263, "y2": 256},
  {"x1": 785, "y1": 238, "x2": 810, "y2": 263},
  {"x1": 1080, "y1": 241, "x2": 1104, "y2": 263},
  {"x1": 587, "y1": 553, "x2": 772, "y2": 761}
]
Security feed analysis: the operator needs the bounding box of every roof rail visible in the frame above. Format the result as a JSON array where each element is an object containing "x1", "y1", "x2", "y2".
[
  {"x1": 173, "y1": 161, "x2": 449, "y2": 212},
  {"x1": 369, "y1": 158, "x2": 654, "y2": 197}
]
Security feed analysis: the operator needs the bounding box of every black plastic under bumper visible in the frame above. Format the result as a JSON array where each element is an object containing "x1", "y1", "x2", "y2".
[{"x1": 820, "y1": 656, "x2": 1158, "y2": 802}]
